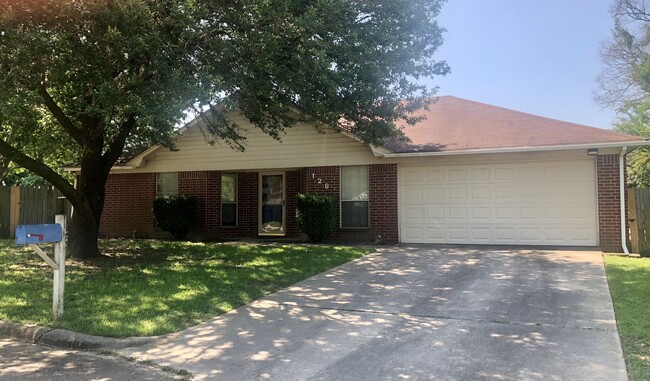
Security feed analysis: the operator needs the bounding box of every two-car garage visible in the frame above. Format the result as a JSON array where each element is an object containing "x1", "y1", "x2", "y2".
[{"x1": 398, "y1": 158, "x2": 599, "y2": 246}]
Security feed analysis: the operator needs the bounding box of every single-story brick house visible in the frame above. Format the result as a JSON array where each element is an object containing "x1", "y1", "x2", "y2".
[{"x1": 71, "y1": 96, "x2": 649, "y2": 252}]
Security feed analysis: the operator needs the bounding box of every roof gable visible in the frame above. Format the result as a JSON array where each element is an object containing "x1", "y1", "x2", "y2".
[
  {"x1": 127, "y1": 114, "x2": 381, "y2": 172},
  {"x1": 389, "y1": 96, "x2": 643, "y2": 153}
]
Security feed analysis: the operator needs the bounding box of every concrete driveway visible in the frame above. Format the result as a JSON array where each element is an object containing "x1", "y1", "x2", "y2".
[{"x1": 121, "y1": 246, "x2": 627, "y2": 381}]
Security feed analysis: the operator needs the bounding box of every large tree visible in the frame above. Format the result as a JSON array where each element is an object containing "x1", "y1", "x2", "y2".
[
  {"x1": 598, "y1": 0, "x2": 650, "y2": 185},
  {"x1": 0, "y1": 0, "x2": 449, "y2": 258}
]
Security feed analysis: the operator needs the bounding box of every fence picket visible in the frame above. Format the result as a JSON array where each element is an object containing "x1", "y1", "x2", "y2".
[
  {"x1": 0, "y1": 186, "x2": 10, "y2": 238},
  {"x1": 635, "y1": 188, "x2": 650, "y2": 257}
]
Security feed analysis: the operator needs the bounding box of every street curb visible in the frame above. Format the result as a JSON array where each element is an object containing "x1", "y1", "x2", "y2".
[{"x1": 0, "y1": 320, "x2": 153, "y2": 350}]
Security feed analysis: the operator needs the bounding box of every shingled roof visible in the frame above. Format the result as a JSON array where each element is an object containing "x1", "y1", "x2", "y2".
[{"x1": 388, "y1": 96, "x2": 643, "y2": 153}]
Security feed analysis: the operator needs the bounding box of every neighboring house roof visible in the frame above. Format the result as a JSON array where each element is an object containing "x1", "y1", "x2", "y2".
[{"x1": 387, "y1": 96, "x2": 644, "y2": 154}]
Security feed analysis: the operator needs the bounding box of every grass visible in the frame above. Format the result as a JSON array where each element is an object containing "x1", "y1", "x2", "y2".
[
  {"x1": 0, "y1": 239, "x2": 372, "y2": 337},
  {"x1": 604, "y1": 255, "x2": 650, "y2": 381}
]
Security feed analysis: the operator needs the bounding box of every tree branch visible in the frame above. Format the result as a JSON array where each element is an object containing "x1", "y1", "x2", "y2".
[
  {"x1": 38, "y1": 85, "x2": 84, "y2": 145},
  {"x1": 0, "y1": 137, "x2": 79, "y2": 206},
  {"x1": 102, "y1": 114, "x2": 137, "y2": 167}
]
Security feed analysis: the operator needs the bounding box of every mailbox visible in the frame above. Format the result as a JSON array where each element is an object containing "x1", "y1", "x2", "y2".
[{"x1": 15, "y1": 224, "x2": 63, "y2": 244}]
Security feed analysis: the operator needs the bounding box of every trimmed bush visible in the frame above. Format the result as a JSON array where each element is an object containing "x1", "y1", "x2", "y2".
[
  {"x1": 153, "y1": 194, "x2": 197, "y2": 240},
  {"x1": 296, "y1": 193, "x2": 337, "y2": 243}
]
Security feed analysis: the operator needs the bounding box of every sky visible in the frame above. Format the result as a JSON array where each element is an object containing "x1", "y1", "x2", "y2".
[{"x1": 425, "y1": 0, "x2": 618, "y2": 130}]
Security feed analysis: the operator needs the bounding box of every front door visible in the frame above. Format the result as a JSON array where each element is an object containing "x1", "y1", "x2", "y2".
[{"x1": 259, "y1": 173, "x2": 285, "y2": 235}]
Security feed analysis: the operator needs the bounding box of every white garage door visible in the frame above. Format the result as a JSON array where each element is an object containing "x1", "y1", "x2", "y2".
[{"x1": 399, "y1": 159, "x2": 598, "y2": 246}]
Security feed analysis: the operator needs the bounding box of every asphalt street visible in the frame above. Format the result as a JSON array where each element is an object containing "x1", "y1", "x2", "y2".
[{"x1": 0, "y1": 339, "x2": 183, "y2": 381}]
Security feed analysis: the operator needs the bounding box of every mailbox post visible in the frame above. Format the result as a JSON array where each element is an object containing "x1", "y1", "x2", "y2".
[{"x1": 15, "y1": 215, "x2": 66, "y2": 321}]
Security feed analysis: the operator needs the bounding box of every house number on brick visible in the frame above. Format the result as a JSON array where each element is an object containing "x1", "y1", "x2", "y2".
[{"x1": 311, "y1": 173, "x2": 329, "y2": 189}]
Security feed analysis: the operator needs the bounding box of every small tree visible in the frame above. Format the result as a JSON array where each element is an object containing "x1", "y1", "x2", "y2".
[
  {"x1": 153, "y1": 195, "x2": 197, "y2": 240},
  {"x1": 296, "y1": 194, "x2": 337, "y2": 243}
]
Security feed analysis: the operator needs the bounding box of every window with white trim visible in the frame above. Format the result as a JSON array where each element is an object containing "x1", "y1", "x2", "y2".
[
  {"x1": 340, "y1": 166, "x2": 369, "y2": 228},
  {"x1": 221, "y1": 173, "x2": 237, "y2": 227},
  {"x1": 156, "y1": 172, "x2": 178, "y2": 196}
]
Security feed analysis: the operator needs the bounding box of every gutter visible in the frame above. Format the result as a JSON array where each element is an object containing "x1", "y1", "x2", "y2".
[
  {"x1": 620, "y1": 146, "x2": 630, "y2": 254},
  {"x1": 374, "y1": 140, "x2": 650, "y2": 158}
]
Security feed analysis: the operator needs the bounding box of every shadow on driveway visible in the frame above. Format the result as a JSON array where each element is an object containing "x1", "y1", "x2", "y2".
[{"x1": 121, "y1": 245, "x2": 627, "y2": 381}]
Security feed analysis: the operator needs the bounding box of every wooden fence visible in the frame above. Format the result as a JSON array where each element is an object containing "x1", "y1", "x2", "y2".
[
  {"x1": 628, "y1": 188, "x2": 650, "y2": 256},
  {"x1": 0, "y1": 186, "x2": 70, "y2": 239}
]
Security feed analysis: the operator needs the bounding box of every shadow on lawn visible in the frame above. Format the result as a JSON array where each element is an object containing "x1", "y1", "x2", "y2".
[{"x1": 1, "y1": 239, "x2": 370, "y2": 337}]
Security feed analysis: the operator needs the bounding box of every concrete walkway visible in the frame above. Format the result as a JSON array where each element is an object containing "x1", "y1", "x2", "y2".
[{"x1": 121, "y1": 246, "x2": 627, "y2": 381}]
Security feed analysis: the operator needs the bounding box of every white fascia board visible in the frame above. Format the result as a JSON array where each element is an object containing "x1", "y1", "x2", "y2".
[
  {"x1": 62, "y1": 165, "x2": 137, "y2": 173},
  {"x1": 375, "y1": 140, "x2": 650, "y2": 158}
]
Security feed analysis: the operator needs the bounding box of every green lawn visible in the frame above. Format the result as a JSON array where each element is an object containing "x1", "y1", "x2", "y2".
[
  {"x1": 0, "y1": 239, "x2": 372, "y2": 337},
  {"x1": 604, "y1": 255, "x2": 650, "y2": 381}
]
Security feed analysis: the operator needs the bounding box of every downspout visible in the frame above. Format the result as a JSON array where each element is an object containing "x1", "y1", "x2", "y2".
[{"x1": 620, "y1": 146, "x2": 629, "y2": 254}]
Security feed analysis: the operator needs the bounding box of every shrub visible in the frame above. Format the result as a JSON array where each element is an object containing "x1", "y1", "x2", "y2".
[
  {"x1": 296, "y1": 193, "x2": 337, "y2": 243},
  {"x1": 153, "y1": 194, "x2": 197, "y2": 240}
]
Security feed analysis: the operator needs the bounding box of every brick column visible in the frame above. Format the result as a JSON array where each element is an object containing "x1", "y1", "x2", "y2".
[
  {"x1": 597, "y1": 155, "x2": 623, "y2": 252},
  {"x1": 369, "y1": 163, "x2": 398, "y2": 243}
]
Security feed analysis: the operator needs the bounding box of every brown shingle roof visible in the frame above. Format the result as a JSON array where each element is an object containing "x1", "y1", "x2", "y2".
[{"x1": 388, "y1": 96, "x2": 643, "y2": 153}]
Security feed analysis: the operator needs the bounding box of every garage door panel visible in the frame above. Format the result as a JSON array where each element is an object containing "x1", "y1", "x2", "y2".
[
  {"x1": 519, "y1": 228, "x2": 542, "y2": 242},
  {"x1": 519, "y1": 186, "x2": 540, "y2": 199},
  {"x1": 448, "y1": 227, "x2": 469, "y2": 240},
  {"x1": 448, "y1": 169, "x2": 467, "y2": 181},
  {"x1": 426, "y1": 188, "x2": 445, "y2": 201},
  {"x1": 495, "y1": 186, "x2": 515, "y2": 199},
  {"x1": 471, "y1": 187, "x2": 490, "y2": 199},
  {"x1": 470, "y1": 227, "x2": 492, "y2": 241},
  {"x1": 495, "y1": 207, "x2": 515, "y2": 220},
  {"x1": 404, "y1": 188, "x2": 423, "y2": 203},
  {"x1": 471, "y1": 168, "x2": 490, "y2": 181},
  {"x1": 399, "y1": 159, "x2": 598, "y2": 246},
  {"x1": 403, "y1": 207, "x2": 424, "y2": 221},
  {"x1": 426, "y1": 169, "x2": 444, "y2": 182},
  {"x1": 471, "y1": 207, "x2": 491, "y2": 220},
  {"x1": 495, "y1": 227, "x2": 517, "y2": 241},
  {"x1": 495, "y1": 167, "x2": 515, "y2": 180},
  {"x1": 448, "y1": 187, "x2": 467, "y2": 200},
  {"x1": 519, "y1": 167, "x2": 540, "y2": 180}
]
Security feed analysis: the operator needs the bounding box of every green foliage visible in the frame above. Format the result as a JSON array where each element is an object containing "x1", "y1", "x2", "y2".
[
  {"x1": 296, "y1": 193, "x2": 338, "y2": 242},
  {"x1": 0, "y1": 239, "x2": 372, "y2": 337},
  {"x1": 604, "y1": 256, "x2": 650, "y2": 380},
  {"x1": 0, "y1": 0, "x2": 448, "y2": 256},
  {"x1": 153, "y1": 195, "x2": 197, "y2": 240},
  {"x1": 614, "y1": 101, "x2": 650, "y2": 187},
  {"x1": 599, "y1": 2, "x2": 650, "y2": 187},
  {"x1": 0, "y1": 0, "x2": 449, "y2": 158}
]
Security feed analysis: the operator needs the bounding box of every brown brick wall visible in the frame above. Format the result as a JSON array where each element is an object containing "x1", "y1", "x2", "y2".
[
  {"x1": 286, "y1": 170, "x2": 301, "y2": 237},
  {"x1": 597, "y1": 155, "x2": 623, "y2": 252},
  {"x1": 178, "y1": 171, "x2": 219, "y2": 238},
  {"x1": 299, "y1": 164, "x2": 398, "y2": 244},
  {"x1": 100, "y1": 173, "x2": 159, "y2": 238},
  {"x1": 100, "y1": 165, "x2": 400, "y2": 244},
  {"x1": 211, "y1": 171, "x2": 259, "y2": 240},
  {"x1": 368, "y1": 163, "x2": 399, "y2": 243}
]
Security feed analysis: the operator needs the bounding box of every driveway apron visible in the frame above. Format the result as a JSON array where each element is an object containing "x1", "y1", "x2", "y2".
[{"x1": 120, "y1": 246, "x2": 627, "y2": 381}]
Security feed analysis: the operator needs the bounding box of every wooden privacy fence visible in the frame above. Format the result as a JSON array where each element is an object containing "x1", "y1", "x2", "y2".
[
  {"x1": 628, "y1": 187, "x2": 650, "y2": 257},
  {"x1": 0, "y1": 186, "x2": 70, "y2": 239}
]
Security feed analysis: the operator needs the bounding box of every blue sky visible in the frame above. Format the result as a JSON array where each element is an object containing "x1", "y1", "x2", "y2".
[{"x1": 426, "y1": 0, "x2": 618, "y2": 129}]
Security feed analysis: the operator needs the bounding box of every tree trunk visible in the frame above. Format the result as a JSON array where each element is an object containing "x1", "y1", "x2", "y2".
[
  {"x1": 67, "y1": 148, "x2": 109, "y2": 259},
  {"x1": 68, "y1": 200, "x2": 102, "y2": 258}
]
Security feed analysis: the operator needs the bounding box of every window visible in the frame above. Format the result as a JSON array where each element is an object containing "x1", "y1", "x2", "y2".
[
  {"x1": 156, "y1": 172, "x2": 178, "y2": 196},
  {"x1": 341, "y1": 166, "x2": 369, "y2": 228},
  {"x1": 221, "y1": 173, "x2": 237, "y2": 227}
]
